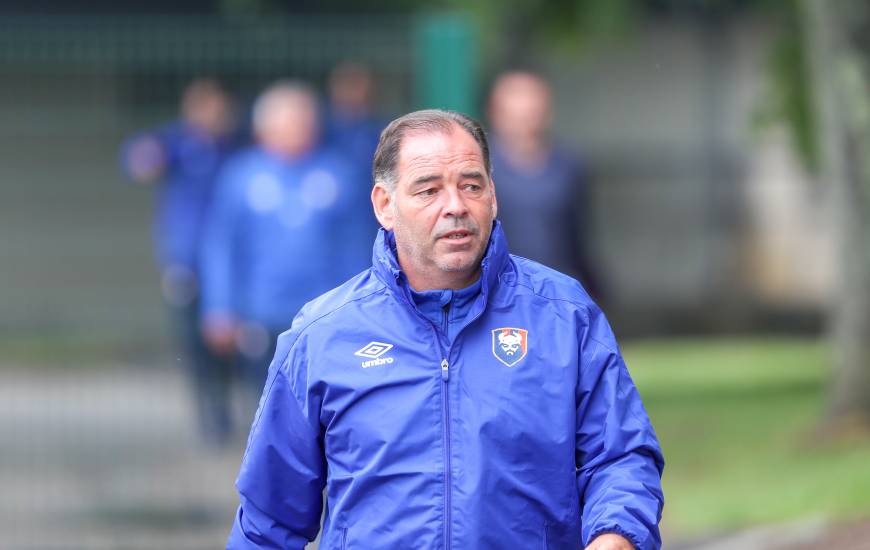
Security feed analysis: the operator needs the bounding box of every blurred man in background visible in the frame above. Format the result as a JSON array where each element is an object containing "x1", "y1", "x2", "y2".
[
  {"x1": 323, "y1": 61, "x2": 385, "y2": 175},
  {"x1": 322, "y1": 61, "x2": 385, "y2": 239},
  {"x1": 199, "y1": 81, "x2": 367, "y2": 409},
  {"x1": 120, "y1": 78, "x2": 239, "y2": 449},
  {"x1": 487, "y1": 70, "x2": 599, "y2": 297}
]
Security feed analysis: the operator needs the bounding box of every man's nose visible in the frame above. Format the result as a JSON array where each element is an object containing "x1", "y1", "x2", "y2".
[{"x1": 442, "y1": 187, "x2": 469, "y2": 217}]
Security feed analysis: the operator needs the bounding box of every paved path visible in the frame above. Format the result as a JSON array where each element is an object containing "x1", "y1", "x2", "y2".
[{"x1": 0, "y1": 365, "x2": 255, "y2": 549}]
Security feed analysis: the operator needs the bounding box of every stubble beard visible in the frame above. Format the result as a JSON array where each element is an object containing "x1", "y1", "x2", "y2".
[
  {"x1": 433, "y1": 222, "x2": 491, "y2": 274},
  {"x1": 394, "y1": 216, "x2": 490, "y2": 281}
]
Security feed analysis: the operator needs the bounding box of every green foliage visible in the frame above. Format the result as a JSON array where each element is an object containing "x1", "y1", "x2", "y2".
[
  {"x1": 625, "y1": 337, "x2": 870, "y2": 536},
  {"x1": 753, "y1": 1, "x2": 819, "y2": 172},
  {"x1": 443, "y1": 0, "x2": 641, "y2": 66}
]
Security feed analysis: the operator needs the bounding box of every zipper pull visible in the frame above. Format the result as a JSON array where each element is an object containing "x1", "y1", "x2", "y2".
[{"x1": 441, "y1": 358, "x2": 449, "y2": 381}]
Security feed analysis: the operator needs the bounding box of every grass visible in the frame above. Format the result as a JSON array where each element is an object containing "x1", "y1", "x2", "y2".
[
  {"x1": 0, "y1": 330, "x2": 168, "y2": 367},
  {"x1": 623, "y1": 337, "x2": 870, "y2": 538}
]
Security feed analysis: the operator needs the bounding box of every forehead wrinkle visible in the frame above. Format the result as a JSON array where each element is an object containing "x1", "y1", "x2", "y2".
[
  {"x1": 398, "y1": 127, "x2": 485, "y2": 172},
  {"x1": 403, "y1": 161, "x2": 487, "y2": 191},
  {"x1": 402, "y1": 151, "x2": 486, "y2": 181},
  {"x1": 404, "y1": 148, "x2": 482, "y2": 164}
]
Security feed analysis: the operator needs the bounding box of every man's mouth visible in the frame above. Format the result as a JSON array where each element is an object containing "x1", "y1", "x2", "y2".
[{"x1": 441, "y1": 230, "x2": 473, "y2": 240}]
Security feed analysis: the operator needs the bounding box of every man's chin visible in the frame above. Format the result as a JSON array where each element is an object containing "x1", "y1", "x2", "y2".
[{"x1": 435, "y1": 251, "x2": 483, "y2": 274}]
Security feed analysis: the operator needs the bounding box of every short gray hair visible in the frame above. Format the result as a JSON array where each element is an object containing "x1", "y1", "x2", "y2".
[
  {"x1": 372, "y1": 109, "x2": 491, "y2": 191},
  {"x1": 251, "y1": 80, "x2": 317, "y2": 134}
]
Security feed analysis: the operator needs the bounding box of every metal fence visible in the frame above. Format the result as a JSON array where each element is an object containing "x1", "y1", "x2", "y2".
[{"x1": 0, "y1": 14, "x2": 437, "y2": 353}]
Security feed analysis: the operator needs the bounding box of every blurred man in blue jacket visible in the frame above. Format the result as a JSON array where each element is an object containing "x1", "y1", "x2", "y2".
[
  {"x1": 199, "y1": 81, "x2": 371, "y2": 402},
  {"x1": 121, "y1": 78, "x2": 238, "y2": 448},
  {"x1": 488, "y1": 71, "x2": 599, "y2": 297},
  {"x1": 227, "y1": 110, "x2": 664, "y2": 549},
  {"x1": 321, "y1": 62, "x2": 384, "y2": 242},
  {"x1": 323, "y1": 62, "x2": 385, "y2": 178}
]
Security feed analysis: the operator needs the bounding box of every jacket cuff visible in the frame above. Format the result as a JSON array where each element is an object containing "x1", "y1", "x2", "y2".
[{"x1": 588, "y1": 525, "x2": 646, "y2": 550}]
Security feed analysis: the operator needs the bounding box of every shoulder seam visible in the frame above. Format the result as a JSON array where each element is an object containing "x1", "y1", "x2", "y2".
[
  {"x1": 507, "y1": 277, "x2": 592, "y2": 311},
  {"x1": 588, "y1": 335, "x2": 618, "y2": 355},
  {"x1": 280, "y1": 284, "x2": 389, "y2": 364},
  {"x1": 503, "y1": 276, "x2": 615, "y2": 353}
]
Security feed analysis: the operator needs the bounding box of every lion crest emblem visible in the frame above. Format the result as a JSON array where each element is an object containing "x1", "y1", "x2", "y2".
[{"x1": 491, "y1": 327, "x2": 528, "y2": 367}]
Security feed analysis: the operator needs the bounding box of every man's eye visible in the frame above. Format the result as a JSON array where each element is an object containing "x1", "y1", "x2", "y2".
[
  {"x1": 463, "y1": 184, "x2": 482, "y2": 192},
  {"x1": 418, "y1": 188, "x2": 437, "y2": 197}
]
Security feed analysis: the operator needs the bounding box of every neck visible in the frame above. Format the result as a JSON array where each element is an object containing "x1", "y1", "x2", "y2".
[{"x1": 399, "y1": 256, "x2": 482, "y2": 291}]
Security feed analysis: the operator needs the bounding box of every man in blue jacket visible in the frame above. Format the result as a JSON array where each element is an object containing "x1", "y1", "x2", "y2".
[
  {"x1": 488, "y1": 70, "x2": 598, "y2": 298},
  {"x1": 227, "y1": 110, "x2": 664, "y2": 549},
  {"x1": 321, "y1": 62, "x2": 386, "y2": 243},
  {"x1": 121, "y1": 78, "x2": 239, "y2": 448},
  {"x1": 322, "y1": 62, "x2": 385, "y2": 179},
  {"x1": 199, "y1": 81, "x2": 372, "y2": 402}
]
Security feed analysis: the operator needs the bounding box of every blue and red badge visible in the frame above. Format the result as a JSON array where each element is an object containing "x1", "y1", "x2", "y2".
[{"x1": 491, "y1": 327, "x2": 528, "y2": 367}]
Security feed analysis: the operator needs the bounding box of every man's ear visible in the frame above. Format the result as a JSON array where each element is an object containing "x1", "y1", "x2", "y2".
[
  {"x1": 490, "y1": 177, "x2": 498, "y2": 219},
  {"x1": 371, "y1": 182, "x2": 395, "y2": 230}
]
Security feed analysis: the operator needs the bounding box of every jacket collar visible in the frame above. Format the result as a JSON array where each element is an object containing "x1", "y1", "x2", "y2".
[{"x1": 372, "y1": 220, "x2": 510, "y2": 304}]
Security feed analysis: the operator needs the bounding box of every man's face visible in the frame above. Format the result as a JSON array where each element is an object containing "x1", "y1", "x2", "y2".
[
  {"x1": 258, "y1": 92, "x2": 319, "y2": 158},
  {"x1": 184, "y1": 92, "x2": 233, "y2": 137},
  {"x1": 372, "y1": 125, "x2": 497, "y2": 290},
  {"x1": 489, "y1": 73, "x2": 551, "y2": 142}
]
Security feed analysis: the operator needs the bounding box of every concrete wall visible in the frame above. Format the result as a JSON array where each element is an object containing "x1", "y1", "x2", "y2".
[{"x1": 540, "y1": 17, "x2": 832, "y2": 331}]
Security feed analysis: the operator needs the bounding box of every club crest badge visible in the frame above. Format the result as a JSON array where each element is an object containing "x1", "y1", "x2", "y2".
[{"x1": 491, "y1": 327, "x2": 528, "y2": 367}]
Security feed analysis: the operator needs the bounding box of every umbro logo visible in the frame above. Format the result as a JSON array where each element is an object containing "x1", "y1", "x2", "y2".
[
  {"x1": 354, "y1": 341, "x2": 393, "y2": 359},
  {"x1": 355, "y1": 341, "x2": 395, "y2": 368}
]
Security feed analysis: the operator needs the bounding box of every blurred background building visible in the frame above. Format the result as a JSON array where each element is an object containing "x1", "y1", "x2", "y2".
[{"x1": 0, "y1": 3, "x2": 833, "y2": 350}]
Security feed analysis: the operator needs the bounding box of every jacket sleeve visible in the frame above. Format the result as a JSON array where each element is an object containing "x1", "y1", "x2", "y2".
[
  {"x1": 575, "y1": 304, "x2": 665, "y2": 550},
  {"x1": 227, "y1": 326, "x2": 327, "y2": 549}
]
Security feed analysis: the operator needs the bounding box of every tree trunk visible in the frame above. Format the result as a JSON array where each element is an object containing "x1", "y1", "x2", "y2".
[{"x1": 803, "y1": 0, "x2": 870, "y2": 427}]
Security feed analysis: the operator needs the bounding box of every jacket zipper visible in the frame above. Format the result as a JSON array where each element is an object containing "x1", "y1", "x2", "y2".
[
  {"x1": 403, "y1": 282, "x2": 490, "y2": 550},
  {"x1": 438, "y1": 286, "x2": 490, "y2": 549},
  {"x1": 441, "y1": 303, "x2": 451, "y2": 549},
  {"x1": 440, "y1": 356, "x2": 451, "y2": 548}
]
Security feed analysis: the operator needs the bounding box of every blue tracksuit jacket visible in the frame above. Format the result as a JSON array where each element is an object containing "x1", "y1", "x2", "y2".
[
  {"x1": 321, "y1": 108, "x2": 386, "y2": 249},
  {"x1": 120, "y1": 121, "x2": 236, "y2": 272},
  {"x1": 227, "y1": 222, "x2": 665, "y2": 549},
  {"x1": 322, "y1": 108, "x2": 385, "y2": 174},
  {"x1": 199, "y1": 145, "x2": 374, "y2": 331}
]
